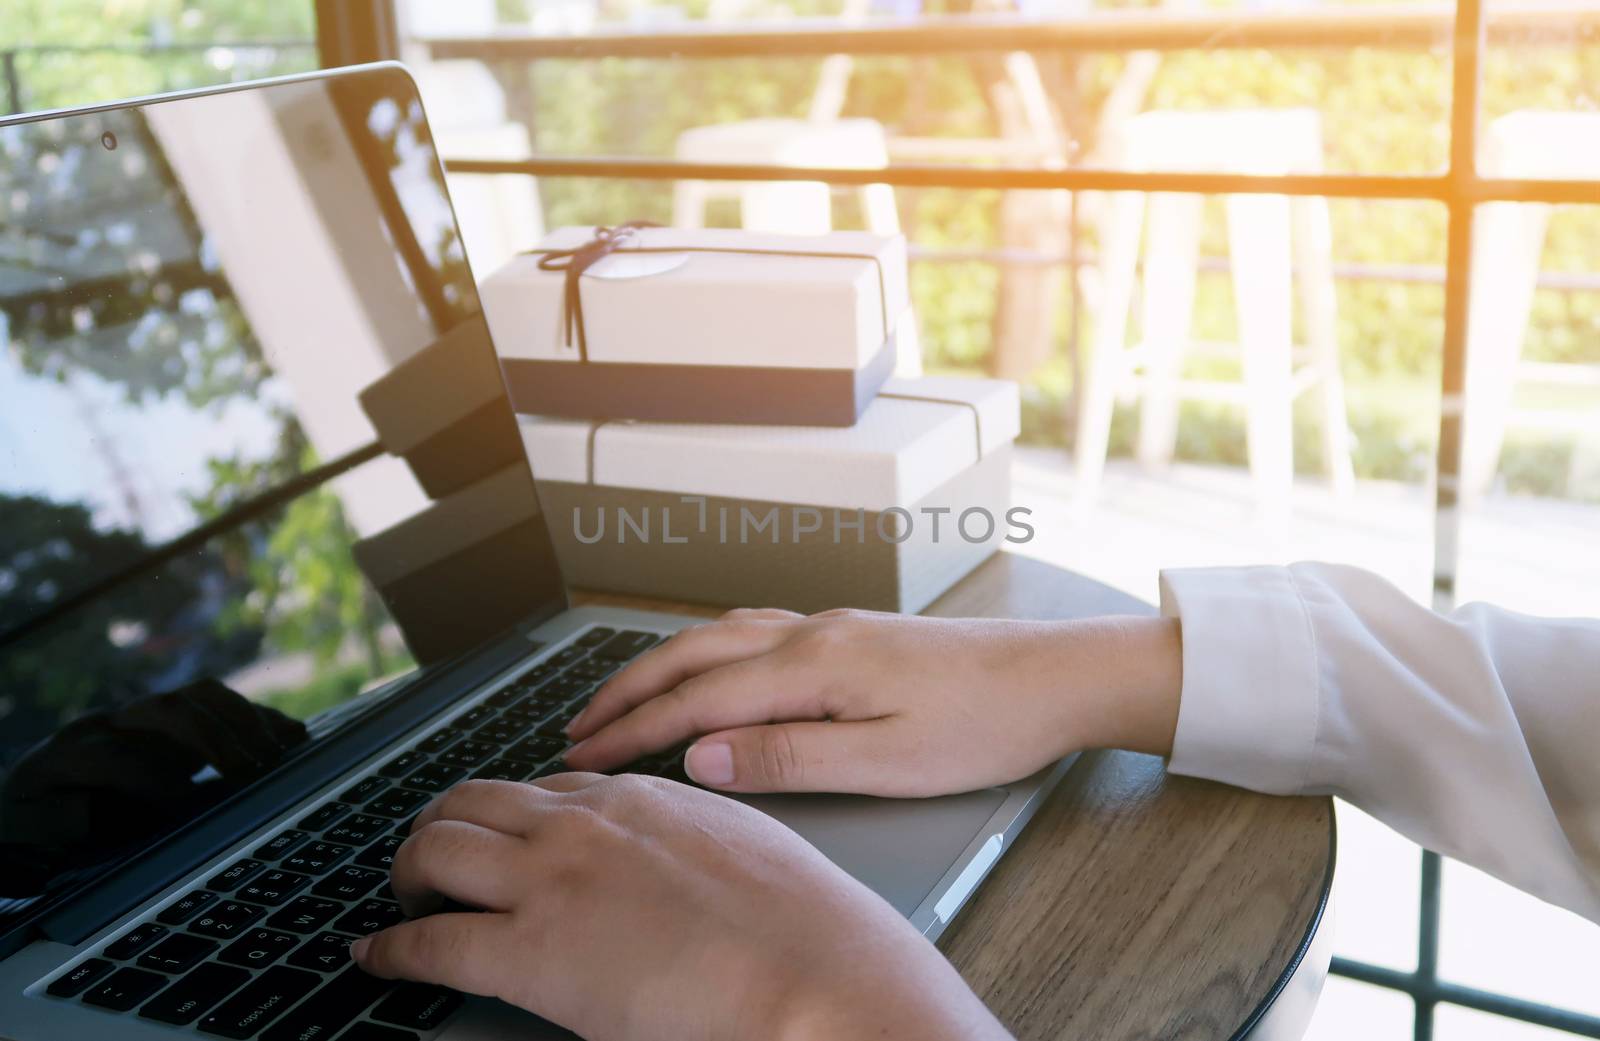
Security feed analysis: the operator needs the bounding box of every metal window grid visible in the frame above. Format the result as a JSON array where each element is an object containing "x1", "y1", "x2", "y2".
[{"x1": 415, "y1": 3, "x2": 1599, "y2": 1035}]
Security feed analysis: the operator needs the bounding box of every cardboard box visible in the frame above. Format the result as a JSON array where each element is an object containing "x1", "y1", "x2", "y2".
[
  {"x1": 483, "y1": 225, "x2": 910, "y2": 426},
  {"x1": 518, "y1": 377, "x2": 1020, "y2": 614}
]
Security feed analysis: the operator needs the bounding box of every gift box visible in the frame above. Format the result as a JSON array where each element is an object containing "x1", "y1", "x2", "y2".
[
  {"x1": 357, "y1": 314, "x2": 523, "y2": 500},
  {"x1": 518, "y1": 376, "x2": 1021, "y2": 614},
  {"x1": 482, "y1": 225, "x2": 910, "y2": 427}
]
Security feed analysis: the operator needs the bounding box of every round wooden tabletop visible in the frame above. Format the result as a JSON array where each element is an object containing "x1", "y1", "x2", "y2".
[{"x1": 580, "y1": 550, "x2": 1335, "y2": 1040}]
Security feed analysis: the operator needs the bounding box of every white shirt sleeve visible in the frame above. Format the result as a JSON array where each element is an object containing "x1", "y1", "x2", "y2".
[{"x1": 1159, "y1": 562, "x2": 1600, "y2": 923}]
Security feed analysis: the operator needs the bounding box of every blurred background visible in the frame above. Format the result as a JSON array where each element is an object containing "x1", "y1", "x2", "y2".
[{"x1": 2, "y1": 0, "x2": 1596, "y2": 1037}]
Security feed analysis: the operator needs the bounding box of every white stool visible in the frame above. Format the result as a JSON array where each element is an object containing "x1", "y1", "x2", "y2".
[
  {"x1": 1075, "y1": 109, "x2": 1354, "y2": 522},
  {"x1": 1462, "y1": 111, "x2": 1600, "y2": 497},
  {"x1": 671, "y1": 117, "x2": 901, "y2": 236}
]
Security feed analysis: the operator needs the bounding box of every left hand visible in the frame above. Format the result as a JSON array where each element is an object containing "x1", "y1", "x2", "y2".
[{"x1": 351, "y1": 774, "x2": 1011, "y2": 1041}]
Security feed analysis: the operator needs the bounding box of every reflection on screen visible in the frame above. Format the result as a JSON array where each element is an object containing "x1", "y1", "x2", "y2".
[{"x1": 0, "y1": 69, "x2": 562, "y2": 909}]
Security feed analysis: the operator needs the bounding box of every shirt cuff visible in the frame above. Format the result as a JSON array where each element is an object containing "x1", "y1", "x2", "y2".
[{"x1": 1159, "y1": 566, "x2": 1321, "y2": 795}]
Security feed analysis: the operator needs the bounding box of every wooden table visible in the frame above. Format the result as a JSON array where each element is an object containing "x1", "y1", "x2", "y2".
[{"x1": 581, "y1": 550, "x2": 1335, "y2": 1041}]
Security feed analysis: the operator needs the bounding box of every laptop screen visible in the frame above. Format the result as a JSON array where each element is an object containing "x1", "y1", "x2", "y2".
[{"x1": 0, "y1": 67, "x2": 564, "y2": 912}]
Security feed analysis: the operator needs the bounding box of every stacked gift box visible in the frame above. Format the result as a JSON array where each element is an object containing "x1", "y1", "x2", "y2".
[{"x1": 468, "y1": 223, "x2": 1021, "y2": 614}]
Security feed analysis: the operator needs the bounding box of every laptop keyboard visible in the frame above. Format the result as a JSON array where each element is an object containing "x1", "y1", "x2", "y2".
[{"x1": 37, "y1": 625, "x2": 674, "y2": 1040}]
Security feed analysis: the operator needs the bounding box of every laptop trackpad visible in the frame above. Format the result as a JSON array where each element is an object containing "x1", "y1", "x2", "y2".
[{"x1": 737, "y1": 789, "x2": 1010, "y2": 916}]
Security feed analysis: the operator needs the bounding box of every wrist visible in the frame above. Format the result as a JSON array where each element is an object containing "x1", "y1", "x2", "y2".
[
  {"x1": 766, "y1": 931, "x2": 1010, "y2": 1041},
  {"x1": 1042, "y1": 615, "x2": 1183, "y2": 757}
]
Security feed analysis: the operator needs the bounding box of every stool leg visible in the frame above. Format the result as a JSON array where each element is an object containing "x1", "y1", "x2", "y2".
[
  {"x1": 1462, "y1": 201, "x2": 1549, "y2": 498},
  {"x1": 1075, "y1": 189, "x2": 1145, "y2": 511},
  {"x1": 1228, "y1": 192, "x2": 1296, "y2": 526},
  {"x1": 673, "y1": 180, "x2": 708, "y2": 229},
  {"x1": 1136, "y1": 192, "x2": 1202, "y2": 472},
  {"x1": 1293, "y1": 194, "x2": 1355, "y2": 495},
  {"x1": 861, "y1": 182, "x2": 902, "y2": 235}
]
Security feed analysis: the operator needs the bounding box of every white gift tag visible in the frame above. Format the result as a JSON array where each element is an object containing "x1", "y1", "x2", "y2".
[{"x1": 584, "y1": 251, "x2": 689, "y2": 280}]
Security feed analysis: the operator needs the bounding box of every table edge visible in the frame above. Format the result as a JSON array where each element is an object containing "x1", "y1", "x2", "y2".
[{"x1": 1230, "y1": 802, "x2": 1337, "y2": 1041}]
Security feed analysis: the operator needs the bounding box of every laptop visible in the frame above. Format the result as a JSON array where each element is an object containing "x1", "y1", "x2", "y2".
[{"x1": 0, "y1": 63, "x2": 1072, "y2": 1041}]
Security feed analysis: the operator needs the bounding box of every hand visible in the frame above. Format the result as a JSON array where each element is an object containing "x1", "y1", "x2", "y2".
[
  {"x1": 564, "y1": 608, "x2": 1181, "y2": 796},
  {"x1": 352, "y1": 775, "x2": 1010, "y2": 1041}
]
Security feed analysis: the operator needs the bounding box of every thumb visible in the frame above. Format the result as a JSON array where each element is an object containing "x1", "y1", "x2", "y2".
[{"x1": 683, "y1": 720, "x2": 902, "y2": 795}]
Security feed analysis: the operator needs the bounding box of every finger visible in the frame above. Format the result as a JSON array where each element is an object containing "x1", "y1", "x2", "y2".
[
  {"x1": 352, "y1": 912, "x2": 517, "y2": 997},
  {"x1": 391, "y1": 819, "x2": 526, "y2": 915},
  {"x1": 525, "y1": 771, "x2": 607, "y2": 793},
  {"x1": 412, "y1": 778, "x2": 547, "y2": 836},
  {"x1": 683, "y1": 720, "x2": 909, "y2": 795},
  {"x1": 563, "y1": 655, "x2": 826, "y2": 772},
  {"x1": 566, "y1": 618, "x2": 798, "y2": 740}
]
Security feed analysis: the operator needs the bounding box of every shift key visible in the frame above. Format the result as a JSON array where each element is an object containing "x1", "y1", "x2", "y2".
[
  {"x1": 260, "y1": 966, "x2": 393, "y2": 1041},
  {"x1": 197, "y1": 965, "x2": 319, "y2": 1038}
]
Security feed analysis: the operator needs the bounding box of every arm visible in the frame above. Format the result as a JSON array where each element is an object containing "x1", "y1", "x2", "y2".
[
  {"x1": 1163, "y1": 562, "x2": 1600, "y2": 921},
  {"x1": 568, "y1": 570, "x2": 1600, "y2": 922}
]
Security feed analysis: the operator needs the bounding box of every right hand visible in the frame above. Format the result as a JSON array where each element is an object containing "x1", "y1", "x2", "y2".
[
  {"x1": 563, "y1": 608, "x2": 1181, "y2": 796},
  {"x1": 354, "y1": 774, "x2": 1009, "y2": 1041}
]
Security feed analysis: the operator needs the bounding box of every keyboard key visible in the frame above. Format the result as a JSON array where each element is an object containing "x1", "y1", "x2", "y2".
[
  {"x1": 335, "y1": 1024, "x2": 419, "y2": 1041},
  {"x1": 190, "y1": 901, "x2": 265, "y2": 939},
  {"x1": 137, "y1": 933, "x2": 217, "y2": 973},
  {"x1": 46, "y1": 957, "x2": 112, "y2": 998},
  {"x1": 446, "y1": 704, "x2": 496, "y2": 730},
  {"x1": 261, "y1": 965, "x2": 393, "y2": 1041},
  {"x1": 139, "y1": 961, "x2": 249, "y2": 1025},
  {"x1": 363, "y1": 788, "x2": 431, "y2": 819},
  {"x1": 104, "y1": 922, "x2": 168, "y2": 960},
  {"x1": 535, "y1": 712, "x2": 581, "y2": 739},
  {"x1": 378, "y1": 750, "x2": 427, "y2": 778},
  {"x1": 313, "y1": 866, "x2": 385, "y2": 901},
  {"x1": 472, "y1": 718, "x2": 529, "y2": 746},
  {"x1": 436, "y1": 739, "x2": 496, "y2": 767},
  {"x1": 237, "y1": 870, "x2": 311, "y2": 907},
  {"x1": 339, "y1": 775, "x2": 390, "y2": 804},
  {"x1": 402, "y1": 762, "x2": 465, "y2": 793},
  {"x1": 156, "y1": 889, "x2": 218, "y2": 925},
  {"x1": 484, "y1": 686, "x2": 519, "y2": 708},
  {"x1": 287, "y1": 932, "x2": 355, "y2": 972},
  {"x1": 218, "y1": 928, "x2": 299, "y2": 968},
  {"x1": 576, "y1": 626, "x2": 614, "y2": 647},
  {"x1": 355, "y1": 836, "x2": 404, "y2": 871},
  {"x1": 567, "y1": 658, "x2": 619, "y2": 682},
  {"x1": 333, "y1": 899, "x2": 405, "y2": 936},
  {"x1": 197, "y1": 965, "x2": 319, "y2": 1038},
  {"x1": 299, "y1": 802, "x2": 350, "y2": 832},
  {"x1": 255, "y1": 830, "x2": 308, "y2": 861},
  {"x1": 268, "y1": 896, "x2": 345, "y2": 934},
  {"x1": 590, "y1": 629, "x2": 658, "y2": 660},
  {"x1": 325, "y1": 815, "x2": 390, "y2": 846},
  {"x1": 414, "y1": 729, "x2": 456, "y2": 754},
  {"x1": 472, "y1": 757, "x2": 538, "y2": 782},
  {"x1": 371, "y1": 982, "x2": 463, "y2": 1031},
  {"x1": 282, "y1": 841, "x2": 353, "y2": 876},
  {"x1": 508, "y1": 736, "x2": 567, "y2": 763},
  {"x1": 83, "y1": 967, "x2": 167, "y2": 1011},
  {"x1": 208, "y1": 858, "x2": 264, "y2": 893}
]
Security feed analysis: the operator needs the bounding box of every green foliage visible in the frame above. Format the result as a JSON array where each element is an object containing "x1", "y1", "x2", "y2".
[{"x1": 1, "y1": 1, "x2": 315, "y2": 114}]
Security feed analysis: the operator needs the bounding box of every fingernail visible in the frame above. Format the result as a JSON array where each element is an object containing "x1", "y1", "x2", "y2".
[
  {"x1": 562, "y1": 739, "x2": 586, "y2": 760},
  {"x1": 564, "y1": 707, "x2": 589, "y2": 735},
  {"x1": 685, "y1": 742, "x2": 735, "y2": 786},
  {"x1": 351, "y1": 937, "x2": 370, "y2": 962}
]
